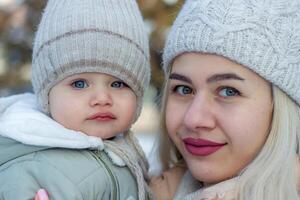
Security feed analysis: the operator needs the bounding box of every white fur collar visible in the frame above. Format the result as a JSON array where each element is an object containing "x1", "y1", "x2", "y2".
[{"x1": 0, "y1": 93, "x2": 104, "y2": 150}]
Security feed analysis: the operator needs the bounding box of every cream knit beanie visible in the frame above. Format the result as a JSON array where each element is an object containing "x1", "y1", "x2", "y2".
[
  {"x1": 31, "y1": 0, "x2": 150, "y2": 119},
  {"x1": 163, "y1": 0, "x2": 300, "y2": 105}
]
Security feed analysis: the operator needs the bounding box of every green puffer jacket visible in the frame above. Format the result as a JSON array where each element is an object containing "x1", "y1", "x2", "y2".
[
  {"x1": 0, "y1": 93, "x2": 151, "y2": 200},
  {"x1": 0, "y1": 136, "x2": 138, "y2": 200}
]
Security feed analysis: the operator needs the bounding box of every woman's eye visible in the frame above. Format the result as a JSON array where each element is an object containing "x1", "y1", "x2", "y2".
[
  {"x1": 174, "y1": 85, "x2": 193, "y2": 95},
  {"x1": 111, "y1": 81, "x2": 128, "y2": 88},
  {"x1": 71, "y1": 80, "x2": 88, "y2": 89},
  {"x1": 218, "y1": 87, "x2": 240, "y2": 97}
]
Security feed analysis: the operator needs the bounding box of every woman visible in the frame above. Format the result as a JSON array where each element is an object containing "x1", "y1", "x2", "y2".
[{"x1": 151, "y1": 0, "x2": 300, "y2": 199}]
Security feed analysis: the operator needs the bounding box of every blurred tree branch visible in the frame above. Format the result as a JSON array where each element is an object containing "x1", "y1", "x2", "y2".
[{"x1": 0, "y1": 0, "x2": 183, "y2": 94}]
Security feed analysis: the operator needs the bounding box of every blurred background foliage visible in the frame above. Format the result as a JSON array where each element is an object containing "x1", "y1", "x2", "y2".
[{"x1": 0, "y1": 0, "x2": 183, "y2": 96}]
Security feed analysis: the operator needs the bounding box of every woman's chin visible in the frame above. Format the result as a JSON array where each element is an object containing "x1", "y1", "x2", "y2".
[{"x1": 188, "y1": 165, "x2": 234, "y2": 185}]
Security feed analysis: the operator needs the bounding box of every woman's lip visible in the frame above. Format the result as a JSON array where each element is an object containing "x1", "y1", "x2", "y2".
[
  {"x1": 183, "y1": 137, "x2": 226, "y2": 156},
  {"x1": 183, "y1": 137, "x2": 225, "y2": 146},
  {"x1": 87, "y1": 112, "x2": 116, "y2": 121}
]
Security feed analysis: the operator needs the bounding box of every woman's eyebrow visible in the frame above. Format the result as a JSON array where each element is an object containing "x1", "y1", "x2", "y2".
[
  {"x1": 207, "y1": 73, "x2": 245, "y2": 83},
  {"x1": 169, "y1": 73, "x2": 192, "y2": 84}
]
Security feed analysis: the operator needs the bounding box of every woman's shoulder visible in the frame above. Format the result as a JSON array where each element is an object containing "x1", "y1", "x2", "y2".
[{"x1": 150, "y1": 164, "x2": 187, "y2": 200}]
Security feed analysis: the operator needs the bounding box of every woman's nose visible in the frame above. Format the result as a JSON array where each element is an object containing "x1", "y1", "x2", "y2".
[
  {"x1": 90, "y1": 89, "x2": 113, "y2": 106},
  {"x1": 183, "y1": 93, "x2": 216, "y2": 132}
]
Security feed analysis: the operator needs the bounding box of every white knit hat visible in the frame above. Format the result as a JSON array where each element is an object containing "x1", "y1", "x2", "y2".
[
  {"x1": 31, "y1": 0, "x2": 150, "y2": 120},
  {"x1": 163, "y1": 0, "x2": 300, "y2": 105}
]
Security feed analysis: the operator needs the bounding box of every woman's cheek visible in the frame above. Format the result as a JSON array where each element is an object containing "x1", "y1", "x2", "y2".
[{"x1": 166, "y1": 98, "x2": 186, "y2": 136}]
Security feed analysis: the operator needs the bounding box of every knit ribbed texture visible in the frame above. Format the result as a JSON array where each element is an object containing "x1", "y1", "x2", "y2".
[
  {"x1": 163, "y1": 0, "x2": 300, "y2": 105},
  {"x1": 31, "y1": 0, "x2": 150, "y2": 119},
  {"x1": 104, "y1": 131, "x2": 153, "y2": 200},
  {"x1": 174, "y1": 171, "x2": 237, "y2": 200}
]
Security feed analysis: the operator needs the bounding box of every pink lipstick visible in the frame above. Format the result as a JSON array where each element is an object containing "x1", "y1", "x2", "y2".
[
  {"x1": 183, "y1": 137, "x2": 225, "y2": 156},
  {"x1": 87, "y1": 112, "x2": 116, "y2": 122}
]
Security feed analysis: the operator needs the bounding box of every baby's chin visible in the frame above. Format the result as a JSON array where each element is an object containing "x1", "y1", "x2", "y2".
[{"x1": 81, "y1": 129, "x2": 118, "y2": 140}]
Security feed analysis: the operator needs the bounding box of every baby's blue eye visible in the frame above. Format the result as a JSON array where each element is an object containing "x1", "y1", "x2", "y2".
[
  {"x1": 111, "y1": 81, "x2": 128, "y2": 88},
  {"x1": 71, "y1": 80, "x2": 88, "y2": 89},
  {"x1": 174, "y1": 85, "x2": 193, "y2": 95},
  {"x1": 219, "y1": 87, "x2": 240, "y2": 97}
]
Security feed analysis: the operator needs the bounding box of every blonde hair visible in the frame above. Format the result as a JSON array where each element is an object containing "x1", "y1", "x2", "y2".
[
  {"x1": 237, "y1": 86, "x2": 300, "y2": 200},
  {"x1": 158, "y1": 76, "x2": 300, "y2": 199},
  {"x1": 158, "y1": 78, "x2": 182, "y2": 170}
]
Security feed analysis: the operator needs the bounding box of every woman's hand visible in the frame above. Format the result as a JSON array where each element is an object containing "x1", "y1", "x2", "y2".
[{"x1": 34, "y1": 189, "x2": 49, "y2": 200}]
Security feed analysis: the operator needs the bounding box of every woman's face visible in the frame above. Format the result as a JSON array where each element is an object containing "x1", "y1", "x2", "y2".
[{"x1": 166, "y1": 53, "x2": 273, "y2": 184}]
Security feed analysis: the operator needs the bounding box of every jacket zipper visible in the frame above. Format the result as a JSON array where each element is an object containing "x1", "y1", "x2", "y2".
[{"x1": 91, "y1": 151, "x2": 119, "y2": 200}]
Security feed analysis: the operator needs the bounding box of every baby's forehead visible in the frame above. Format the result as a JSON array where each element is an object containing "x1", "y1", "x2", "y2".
[{"x1": 64, "y1": 72, "x2": 125, "y2": 81}]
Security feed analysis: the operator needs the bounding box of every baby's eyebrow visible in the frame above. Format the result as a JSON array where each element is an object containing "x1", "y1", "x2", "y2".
[
  {"x1": 169, "y1": 73, "x2": 192, "y2": 84},
  {"x1": 207, "y1": 73, "x2": 245, "y2": 83}
]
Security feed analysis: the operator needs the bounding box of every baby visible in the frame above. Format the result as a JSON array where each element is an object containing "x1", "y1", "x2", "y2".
[{"x1": 0, "y1": 0, "x2": 151, "y2": 199}]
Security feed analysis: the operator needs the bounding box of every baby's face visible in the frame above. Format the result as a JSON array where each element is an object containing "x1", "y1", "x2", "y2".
[{"x1": 48, "y1": 72, "x2": 137, "y2": 139}]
